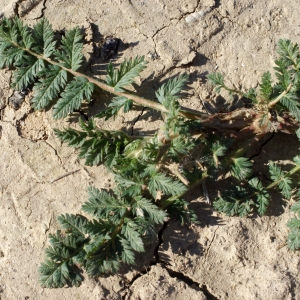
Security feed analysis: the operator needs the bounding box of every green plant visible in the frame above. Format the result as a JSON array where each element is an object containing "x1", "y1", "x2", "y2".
[{"x1": 0, "y1": 17, "x2": 300, "y2": 288}]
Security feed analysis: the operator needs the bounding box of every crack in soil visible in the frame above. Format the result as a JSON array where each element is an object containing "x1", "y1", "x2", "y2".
[
  {"x1": 42, "y1": 213, "x2": 53, "y2": 248},
  {"x1": 123, "y1": 222, "x2": 169, "y2": 288},
  {"x1": 164, "y1": 266, "x2": 219, "y2": 300},
  {"x1": 204, "y1": 226, "x2": 219, "y2": 261},
  {"x1": 14, "y1": 0, "x2": 23, "y2": 18},
  {"x1": 33, "y1": 0, "x2": 47, "y2": 20},
  {"x1": 249, "y1": 132, "x2": 275, "y2": 159},
  {"x1": 123, "y1": 221, "x2": 219, "y2": 299},
  {"x1": 131, "y1": 107, "x2": 146, "y2": 136},
  {"x1": 178, "y1": 0, "x2": 201, "y2": 22},
  {"x1": 42, "y1": 140, "x2": 67, "y2": 171}
]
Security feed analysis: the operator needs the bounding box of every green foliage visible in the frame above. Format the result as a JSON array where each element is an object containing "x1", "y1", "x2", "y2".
[
  {"x1": 279, "y1": 93, "x2": 300, "y2": 121},
  {"x1": 95, "y1": 96, "x2": 133, "y2": 120},
  {"x1": 54, "y1": 27, "x2": 83, "y2": 71},
  {"x1": 259, "y1": 71, "x2": 273, "y2": 100},
  {"x1": 156, "y1": 74, "x2": 189, "y2": 109},
  {"x1": 213, "y1": 178, "x2": 270, "y2": 217},
  {"x1": 207, "y1": 72, "x2": 225, "y2": 93},
  {"x1": 231, "y1": 157, "x2": 253, "y2": 180},
  {"x1": 248, "y1": 178, "x2": 270, "y2": 215},
  {"x1": 32, "y1": 17, "x2": 56, "y2": 58},
  {"x1": 12, "y1": 57, "x2": 45, "y2": 90},
  {"x1": 269, "y1": 161, "x2": 293, "y2": 199},
  {"x1": 2, "y1": 17, "x2": 300, "y2": 288},
  {"x1": 148, "y1": 172, "x2": 187, "y2": 198},
  {"x1": 54, "y1": 119, "x2": 131, "y2": 166},
  {"x1": 287, "y1": 201, "x2": 300, "y2": 250},
  {"x1": 106, "y1": 56, "x2": 147, "y2": 92},
  {"x1": 52, "y1": 76, "x2": 94, "y2": 119},
  {"x1": 32, "y1": 66, "x2": 68, "y2": 110}
]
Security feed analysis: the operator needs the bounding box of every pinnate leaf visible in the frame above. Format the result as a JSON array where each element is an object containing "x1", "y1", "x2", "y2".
[
  {"x1": 32, "y1": 17, "x2": 56, "y2": 57},
  {"x1": 12, "y1": 57, "x2": 45, "y2": 90},
  {"x1": 231, "y1": 157, "x2": 253, "y2": 180},
  {"x1": 54, "y1": 27, "x2": 83, "y2": 71},
  {"x1": 32, "y1": 66, "x2": 68, "y2": 110},
  {"x1": 269, "y1": 162, "x2": 293, "y2": 199},
  {"x1": 132, "y1": 196, "x2": 167, "y2": 224},
  {"x1": 52, "y1": 77, "x2": 94, "y2": 119},
  {"x1": 106, "y1": 56, "x2": 147, "y2": 92}
]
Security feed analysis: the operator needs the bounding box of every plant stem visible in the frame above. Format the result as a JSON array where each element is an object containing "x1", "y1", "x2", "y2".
[
  {"x1": 238, "y1": 163, "x2": 300, "y2": 203},
  {"x1": 268, "y1": 83, "x2": 293, "y2": 107},
  {"x1": 223, "y1": 85, "x2": 247, "y2": 98},
  {"x1": 266, "y1": 164, "x2": 300, "y2": 190},
  {"x1": 12, "y1": 41, "x2": 207, "y2": 119},
  {"x1": 11, "y1": 40, "x2": 262, "y2": 132}
]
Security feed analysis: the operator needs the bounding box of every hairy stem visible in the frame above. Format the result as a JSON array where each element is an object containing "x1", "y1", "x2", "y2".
[
  {"x1": 11, "y1": 39, "x2": 266, "y2": 132},
  {"x1": 266, "y1": 164, "x2": 300, "y2": 190},
  {"x1": 268, "y1": 83, "x2": 293, "y2": 107}
]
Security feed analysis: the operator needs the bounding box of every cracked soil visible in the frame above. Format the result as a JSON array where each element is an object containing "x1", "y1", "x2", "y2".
[{"x1": 0, "y1": 0, "x2": 300, "y2": 299}]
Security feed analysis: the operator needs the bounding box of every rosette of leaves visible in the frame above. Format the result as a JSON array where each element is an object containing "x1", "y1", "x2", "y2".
[{"x1": 1, "y1": 17, "x2": 300, "y2": 289}]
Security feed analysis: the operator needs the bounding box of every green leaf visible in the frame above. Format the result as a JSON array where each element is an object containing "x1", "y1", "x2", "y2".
[
  {"x1": 96, "y1": 96, "x2": 133, "y2": 119},
  {"x1": 119, "y1": 238, "x2": 135, "y2": 264},
  {"x1": 39, "y1": 261, "x2": 70, "y2": 288},
  {"x1": 54, "y1": 126, "x2": 88, "y2": 147},
  {"x1": 244, "y1": 87, "x2": 257, "y2": 101},
  {"x1": 32, "y1": 17, "x2": 56, "y2": 57},
  {"x1": 84, "y1": 235, "x2": 110, "y2": 257},
  {"x1": 13, "y1": 17, "x2": 34, "y2": 50},
  {"x1": 291, "y1": 201, "x2": 300, "y2": 217},
  {"x1": 54, "y1": 27, "x2": 83, "y2": 71},
  {"x1": 135, "y1": 218, "x2": 158, "y2": 243},
  {"x1": 121, "y1": 219, "x2": 144, "y2": 252},
  {"x1": 277, "y1": 39, "x2": 300, "y2": 69},
  {"x1": 287, "y1": 218, "x2": 300, "y2": 230},
  {"x1": 0, "y1": 48, "x2": 26, "y2": 68},
  {"x1": 248, "y1": 178, "x2": 270, "y2": 215},
  {"x1": 32, "y1": 66, "x2": 68, "y2": 110},
  {"x1": 269, "y1": 161, "x2": 293, "y2": 199},
  {"x1": 213, "y1": 186, "x2": 255, "y2": 217},
  {"x1": 231, "y1": 157, "x2": 253, "y2": 180},
  {"x1": 82, "y1": 187, "x2": 127, "y2": 219},
  {"x1": 296, "y1": 128, "x2": 300, "y2": 141},
  {"x1": 57, "y1": 214, "x2": 88, "y2": 236},
  {"x1": 85, "y1": 219, "x2": 116, "y2": 236},
  {"x1": 279, "y1": 93, "x2": 300, "y2": 121},
  {"x1": 166, "y1": 198, "x2": 198, "y2": 225},
  {"x1": 132, "y1": 196, "x2": 167, "y2": 224},
  {"x1": 12, "y1": 57, "x2": 45, "y2": 90},
  {"x1": 52, "y1": 76, "x2": 94, "y2": 119},
  {"x1": 155, "y1": 74, "x2": 189, "y2": 108},
  {"x1": 211, "y1": 140, "x2": 227, "y2": 167},
  {"x1": 207, "y1": 72, "x2": 225, "y2": 93},
  {"x1": 293, "y1": 155, "x2": 300, "y2": 165},
  {"x1": 274, "y1": 58, "x2": 291, "y2": 90},
  {"x1": 148, "y1": 172, "x2": 187, "y2": 198},
  {"x1": 85, "y1": 249, "x2": 120, "y2": 276},
  {"x1": 259, "y1": 71, "x2": 273, "y2": 99},
  {"x1": 54, "y1": 121, "x2": 130, "y2": 166},
  {"x1": 109, "y1": 96, "x2": 133, "y2": 113},
  {"x1": 287, "y1": 229, "x2": 300, "y2": 250},
  {"x1": 114, "y1": 175, "x2": 144, "y2": 197},
  {"x1": 0, "y1": 18, "x2": 32, "y2": 66},
  {"x1": 106, "y1": 56, "x2": 147, "y2": 92}
]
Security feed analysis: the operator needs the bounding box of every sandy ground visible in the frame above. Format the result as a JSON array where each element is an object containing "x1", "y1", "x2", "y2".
[{"x1": 0, "y1": 0, "x2": 300, "y2": 299}]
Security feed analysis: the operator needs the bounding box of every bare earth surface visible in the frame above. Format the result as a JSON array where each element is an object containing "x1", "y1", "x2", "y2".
[{"x1": 0, "y1": 0, "x2": 300, "y2": 299}]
